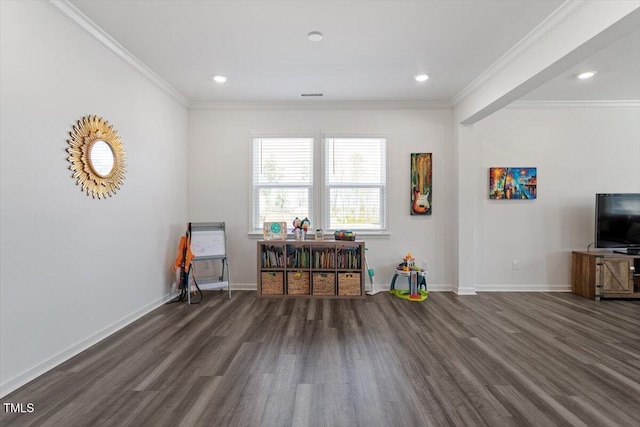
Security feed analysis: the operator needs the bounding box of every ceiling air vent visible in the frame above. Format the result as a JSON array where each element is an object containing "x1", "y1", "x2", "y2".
[{"x1": 301, "y1": 93, "x2": 323, "y2": 97}]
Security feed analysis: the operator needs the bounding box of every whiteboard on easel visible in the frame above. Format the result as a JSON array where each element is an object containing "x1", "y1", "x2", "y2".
[{"x1": 191, "y1": 230, "x2": 226, "y2": 258}]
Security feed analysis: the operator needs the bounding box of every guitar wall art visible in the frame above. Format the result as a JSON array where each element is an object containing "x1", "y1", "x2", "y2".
[{"x1": 411, "y1": 153, "x2": 432, "y2": 215}]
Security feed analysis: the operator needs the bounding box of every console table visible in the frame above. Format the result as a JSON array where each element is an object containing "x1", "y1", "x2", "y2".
[{"x1": 571, "y1": 251, "x2": 640, "y2": 300}]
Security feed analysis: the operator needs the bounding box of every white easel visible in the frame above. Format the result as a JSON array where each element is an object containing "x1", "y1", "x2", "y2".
[{"x1": 188, "y1": 222, "x2": 231, "y2": 303}]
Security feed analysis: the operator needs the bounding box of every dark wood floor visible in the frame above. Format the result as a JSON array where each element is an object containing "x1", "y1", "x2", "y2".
[{"x1": 2, "y1": 291, "x2": 639, "y2": 427}]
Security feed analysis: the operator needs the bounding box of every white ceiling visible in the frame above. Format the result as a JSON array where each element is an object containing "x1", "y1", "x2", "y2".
[
  {"x1": 69, "y1": 0, "x2": 638, "y2": 104},
  {"x1": 523, "y1": 26, "x2": 640, "y2": 101}
]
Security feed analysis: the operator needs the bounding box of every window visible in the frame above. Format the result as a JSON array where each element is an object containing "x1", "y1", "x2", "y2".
[
  {"x1": 252, "y1": 136, "x2": 387, "y2": 233},
  {"x1": 252, "y1": 137, "x2": 313, "y2": 230},
  {"x1": 324, "y1": 137, "x2": 386, "y2": 231}
]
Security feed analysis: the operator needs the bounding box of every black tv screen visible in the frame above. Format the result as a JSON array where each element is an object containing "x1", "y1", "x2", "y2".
[{"x1": 595, "y1": 193, "x2": 640, "y2": 253}]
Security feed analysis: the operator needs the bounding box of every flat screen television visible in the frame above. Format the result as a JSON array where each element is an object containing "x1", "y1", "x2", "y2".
[{"x1": 595, "y1": 193, "x2": 640, "y2": 254}]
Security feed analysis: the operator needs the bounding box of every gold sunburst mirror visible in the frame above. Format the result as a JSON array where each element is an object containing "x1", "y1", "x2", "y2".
[{"x1": 67, "y1": 115, "x2": 126, "y2": 199}]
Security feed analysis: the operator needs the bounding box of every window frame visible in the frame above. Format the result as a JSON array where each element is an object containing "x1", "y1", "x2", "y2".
[
  {"x1": 250, "y1": 133, "x2": 389, "y2": 236},
  {"x1": 251, "y1": 135, "x2": 315, "y2": 232},
  {"x1": 321, "y1": 135, "x2": 388, "y2": 233}
]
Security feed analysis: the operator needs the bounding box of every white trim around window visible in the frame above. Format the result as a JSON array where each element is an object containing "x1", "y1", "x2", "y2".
[{"x1": 249, "y1": 133, "x2": 389, "y2": 237}]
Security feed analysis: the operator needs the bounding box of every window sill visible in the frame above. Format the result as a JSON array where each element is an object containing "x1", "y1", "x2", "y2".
[{"x1": 248, "y1": 231, "x2": 391, "y2": 239}]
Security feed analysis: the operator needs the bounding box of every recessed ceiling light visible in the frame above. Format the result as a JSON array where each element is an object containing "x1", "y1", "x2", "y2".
[
  {"x1": 577, "y1": 71, "x2": 596, "y2": 80},
  {"x1": 415, "y1": 74, "x2": 429, "y2": 82},
  {"x1": 308, "y1": 31, "x2": 323, "y2": 42},
  {"x1": 212, "y1": 75, "x2": 227, "y2": 83}
]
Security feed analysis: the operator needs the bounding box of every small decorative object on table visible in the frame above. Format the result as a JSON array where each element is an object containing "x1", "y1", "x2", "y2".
[
  {"x1": 292, "y1": 217, "x2": 311, "y2": 240},
  {"x1": 334, "y1": 230, "x2": 356, "y2": 241},
  {"x1": 315, "y1": 229, "x2": 324, "y2": 240},
  {"x1": 263, "y1": 222, "x2": 287, "y2": 240}
]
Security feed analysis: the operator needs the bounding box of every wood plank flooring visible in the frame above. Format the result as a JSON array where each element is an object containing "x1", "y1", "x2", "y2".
[{"x1": 2, "y1": 291, "x2": 639, "y2": 426}]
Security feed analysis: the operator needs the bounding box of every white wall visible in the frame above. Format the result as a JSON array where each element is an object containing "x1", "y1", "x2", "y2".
[
  {"x1": 473, "y1": 104, "x2": 640, "y2": 291},
  {"x1": 0, "y1": 1, "x2": 188, "y2": 395},
  {"x1": 188, "y1": 107, "x2": 455, "y2": 290},
  {"x1": 2, "y1": 0, "x2": 636, "y2": 401}
]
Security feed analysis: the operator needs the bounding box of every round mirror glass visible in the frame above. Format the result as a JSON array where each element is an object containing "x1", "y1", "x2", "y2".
[{"x1": 89, "y1": 140, "x2": 115, "y2": 177}]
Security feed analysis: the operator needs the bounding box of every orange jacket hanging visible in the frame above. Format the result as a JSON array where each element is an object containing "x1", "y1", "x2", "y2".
[{"x1": 174, "y1": 234, "x2": 195, "y2": 273}]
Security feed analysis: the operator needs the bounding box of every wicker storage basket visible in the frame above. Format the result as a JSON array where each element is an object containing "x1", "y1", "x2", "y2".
[
  {"x1": 338, "y1": 273, "x2": 361, "y2": 296},
  {"x1": 261, "y1": 271, "x2": 284, "y2": 295},
  {"x1": 312, "y1": 272, "x2": 336, "y2": 296},
  {"x1": 287, "y1": 271, "x2": 310, "y2": 295}
]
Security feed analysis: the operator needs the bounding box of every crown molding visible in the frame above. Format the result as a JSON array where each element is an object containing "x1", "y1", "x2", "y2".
[
  {"x1": 189, "y1": 100, "x2": 452, "y2": 111},
  {"x1": 509, "y1": 100, "x2": 640, "y2": 108},
  {"x1": 42, "y1": 0, "x2": 190, "y2": 108},
  {"x1": 450, "y1": 0, "x2": 590, "y2": 106}
]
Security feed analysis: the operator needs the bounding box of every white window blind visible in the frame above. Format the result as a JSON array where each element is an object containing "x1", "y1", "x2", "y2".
[
  {"x1": 325, "y1": 138, "x2": 386, "y2": 231},
  {"x1": 252, "y1": 138, "x2": 313, "y2": 229}
]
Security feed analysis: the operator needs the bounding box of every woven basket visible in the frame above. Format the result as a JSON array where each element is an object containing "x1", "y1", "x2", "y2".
[
  {"x1": 312, "y1": 272, "x2": 336, "y2": 296},
  {"x1": 338, "y1": 273, "x2": 361, "y2": 296},
  {"x1": 261, "y1": 271, "x2": 284, "y2": 295},
  {"x1": 287, "y1": 271, "x2": 310, "y2": 295}
]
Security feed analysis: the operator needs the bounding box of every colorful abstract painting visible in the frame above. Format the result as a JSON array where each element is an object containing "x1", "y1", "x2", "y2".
[
  {"x1": 411, "y1": 153, "x2": 432, "y2": 215},
  {"x1": 489, "y1": 167, "x2": 537, "y2": 200}
]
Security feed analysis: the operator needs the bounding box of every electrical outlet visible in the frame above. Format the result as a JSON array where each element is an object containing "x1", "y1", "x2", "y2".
[{"x1": 512, "y1": 260, "x2": 519, "y2": 270}]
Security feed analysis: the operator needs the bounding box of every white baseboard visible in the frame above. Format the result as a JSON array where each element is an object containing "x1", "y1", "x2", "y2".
[
  {"x1": 423, "y1": 284, "x2": 454, "y2": 292},
  {"x1": 195, "y1": 281, "x2": 256, "y2": 291},
  {"x1": 0, "y1": 290, "x2": 179, "y2": 398},
  {"x1": 388, "y1": 283, "x2": 454, "y2": 292},
  {"x1": 229, "y1": 283, "x2": 258, "y2": 291},
  {"x1": 476, "y1": 284, "x2": 571, "y2": 292},
  {"x1": 197, "y1": 281, "x2": 228, "y2": 291},
  {"x1": 454, "y1": 286, "x2": 478, "y2": 295},
  {"x1": 198, "y1": 283, "x2": 571, "y2": 294},
  {"x1": 227, "y1": 283, "x2": 456, "y2": 293}
]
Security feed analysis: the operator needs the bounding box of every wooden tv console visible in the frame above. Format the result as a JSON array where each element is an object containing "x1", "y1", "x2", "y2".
[{"x1": 571, "y1": 251, "x2": 640, "y2": 300}]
